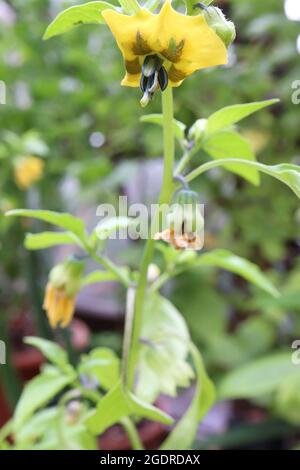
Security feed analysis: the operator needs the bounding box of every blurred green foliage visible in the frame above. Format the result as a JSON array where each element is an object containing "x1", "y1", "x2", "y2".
[{"x1": 0, "y1": 0, "x2": 300, "y2": 443}]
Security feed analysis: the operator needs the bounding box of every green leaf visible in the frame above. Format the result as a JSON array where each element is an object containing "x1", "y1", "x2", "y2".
[
  {"x1": 95, "y1": 216, "x2": 137, "y2": 240},
  {"x1": 261, "y1": 163, "x2": 300, "y2": 199},
  {"x1": 81, "y1": 270, "x2": 120, "y2": 286},
  {"x1": 186, "y1": 161, "x2": 300, "y2": 200},
  {"x1": 25, "y1": 231, "x2": 79, "y2": 250},
  {"x1": 194, "y1": 249, "x2": 279, "y2": 298},
  {"x1": 161, "y1": 343, "x2": 215, "y2": 450},
  {"x1": 24, "y1": 337, "x2": 68, "y2": 369},
  {"x1": 44, "y1": 2, "x2": 115, "y2": 40},
  {"x1": 136, "y1": 294, "x2": 194, "y2": 403},
  {"x1": 203, "y1": 131, "x2": 260, "y2": 185},
  {"x1": 6, "y1": 209, "x2": 86, "y2": 239},
  {"x1": 85, "y1": 383, "x2": 173, "y2": 435},
  {"x1": 79, "y1": 348, "x2": 120, "y2": 391},
  {"x1": 218, "y1": 352, "x2": 299, "y2": 399},
  {"x1": 15, "y1": 408, "x2": 59, "y2": 445},
  {"x1": 141, "y1": 114, "x2": 186, "y2": 143},
  {"x1": 206, "y1": 99, "x2": 279, "y2": 135},
  {"x1": 14, "y1": 367, "x2": 76, "y2": 429}
]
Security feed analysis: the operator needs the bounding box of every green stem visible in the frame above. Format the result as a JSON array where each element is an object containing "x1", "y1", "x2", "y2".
[
  {"x1": 127, "y1": 87, "x2": 175, "y2": 389},
  {"x1": 121, "y1": 417, "x2": 144, "y2": 450},
  {"x1": 59, "y1": 327, "x2": 77, "y2": 367},
  {"x1": 175, "y1": 146, "x2": 197, "y2": 176},
  {"x1": 88, "y1": 250, "x2": 130, "y2": 287},
  {"x1": 121, "y1": 285, "x2": 136, "y2": 387}
]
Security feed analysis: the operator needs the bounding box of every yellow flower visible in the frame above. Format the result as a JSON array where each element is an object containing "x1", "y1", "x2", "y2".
[
  {"x1": 14, "y1": 156, "x2": 44, "y2": 190},
  {"x1": 102, "y1": 0, "x2": 227, "y2": 90},
  {"x1": 43, "y1": 283, "x2": 76, "y2": 329},
  {"x1": 43, "y1": 258, "x2": 84, "y2": 328}
]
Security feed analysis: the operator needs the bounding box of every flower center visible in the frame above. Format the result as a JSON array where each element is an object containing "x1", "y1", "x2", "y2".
[{"x1": 140, "y1": 54, "x2": 168, "y2": 107}]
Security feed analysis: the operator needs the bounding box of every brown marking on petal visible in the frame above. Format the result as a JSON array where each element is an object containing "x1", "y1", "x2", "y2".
[
  {"x1": 125, "y1": 57, "x2": 141, "y2": 75},
  {"x1": 168, "y1": 65, "x2": 187, "y2": 83},
  {"x1": 132, "y1": 31, "x2": 152, "y2": 56},
  {"x1": 162, "y1": 38, "x2": 185, "y2": 63}
]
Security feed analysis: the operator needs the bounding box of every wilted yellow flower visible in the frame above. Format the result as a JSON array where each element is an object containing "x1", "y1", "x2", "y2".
[
  {"x1": 154, "y1": 227, "x2": 203, "y2": 251},
  {"x1": 43, "y1": 258, "x2": 84, "y2": 328},
  {"x1": 14, "y1": 156, "x2": 44, "y2": 190},
  {"x1": 154, "y1": 188, "x2": 204, "y2": 251},
  {"x1": 102, "y1": 0, "x2": 227, "y2": 89}
]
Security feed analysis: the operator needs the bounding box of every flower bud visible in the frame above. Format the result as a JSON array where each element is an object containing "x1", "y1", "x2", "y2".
[
  {"x1": 49, "y1": 257, "x2": 84, "y2": 297},
  {"x1": 203, "y1": 6, "x2": 236, "y2": 47},
  {"x1": 188, "y1": 118, "x2": 207, "y2": 143},
  {"x1": 43, "y1": 257, "x2": 84, "y2": 328}
]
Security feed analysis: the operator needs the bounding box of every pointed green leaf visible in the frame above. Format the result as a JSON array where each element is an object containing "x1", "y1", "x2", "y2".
[
  {"x1": 186, "y1": 160, "x2": 300, "y2": 200},
  {"x1": 194, "y1": 249, "x2": 279, "y2": 298},
  {"x1": 206, "y1": 99, "x2": 279, "y2": 135},
  {"x1": 218, "y1": 352, "x2": 299, "y2": 399},
  {"x1": 24, "y1": 337, "x2": 68, "y2": 368},
  {"x1": 203, "y1": 131, "x2": 260, "y2": 185},
  {"x1": 14, "y1": 367, "x2": 76, "y2": 429},
  {"x1": 85, "y1": 383, "x2": 173, "y2": 435},
  {"x1": 25, "y1": 231, "x2": 79, "y2": 250},
  {"x1": 6, "y1": 209, "x2": 86, "y2": 239},
  {"x1": 44, "y1": 2, "x2": 115, "y2": 40}
]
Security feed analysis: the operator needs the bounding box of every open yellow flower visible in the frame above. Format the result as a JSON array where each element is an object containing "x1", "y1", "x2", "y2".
[
  {"x1": 102, "y1": 0, "x2": 228, "y2": 90},
  {"x1": 14, "y1": 156, "x2": 44, "y2": 190}
]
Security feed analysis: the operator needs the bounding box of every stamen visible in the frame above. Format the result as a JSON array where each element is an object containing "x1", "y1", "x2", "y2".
[
  {"x1": 158, "y1": 66, "x2": 168, "y2": 91},
  {"x1": 142, "y1": 54, "x2": 162, "y2": 78}
]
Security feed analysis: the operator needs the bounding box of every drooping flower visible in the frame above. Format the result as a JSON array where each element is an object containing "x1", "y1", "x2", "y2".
[
  {"x1": 102, "y1": 1, "x2": 228, "y2": 103},
  {"x1": 14, "y1": 156, "x2": 44, "y2": 190},
  {"x1": 154, "y1": 188, "x2": 204, "y2": 251},
  {"x1": 43, "y1": 258, "x2": 84, "y2": 328}
]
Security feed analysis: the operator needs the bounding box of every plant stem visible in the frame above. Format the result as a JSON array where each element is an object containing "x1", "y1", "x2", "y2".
[
  {"x1": 121, "y1": 417, "x2": 144, "y2": 450},
  {"x1": 127, "y1": 87, "x2": 175, "y2": 389},
  {"x1": 121, "y1": 285, "x2": 136, "y2": 387},
  {"x1": 88, "y1": 251, "x2": 130, "y2": 287}
]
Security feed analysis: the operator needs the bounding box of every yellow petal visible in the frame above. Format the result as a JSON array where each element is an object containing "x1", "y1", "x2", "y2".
[
  {"x1": 157, "y1": 1, "x2": 228, "y2": 82},
  {"x1": 60, "y1": 297, "x2": 75, "y2": 328},
  {"x1": 103, "y1": 1, "x2": 228, "y2": 87},
  {"x1": 103, "y1": 8, "x2": 157, "y2": 86}
]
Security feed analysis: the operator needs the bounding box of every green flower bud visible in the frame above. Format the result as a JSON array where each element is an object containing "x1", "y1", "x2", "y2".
[
  {"x1": 188, "y1": 118, "x2": 207, "y2": 143},
  {"x1": 169, "y1": 189, "x2": 204, "y2": 235},
  {"x1": 203, "y1": 6, "x2": 236, "y2": 47},
  {"x1": 49, "y1": 257, "x2": 85, "y2": 297}
]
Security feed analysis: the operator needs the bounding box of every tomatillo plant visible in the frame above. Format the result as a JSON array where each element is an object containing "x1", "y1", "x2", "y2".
[{"x1": 3, "y1": 0, "x2": 300, "y2": 451}]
